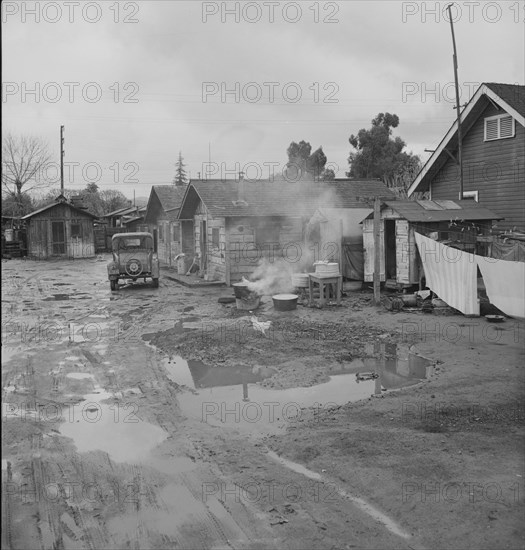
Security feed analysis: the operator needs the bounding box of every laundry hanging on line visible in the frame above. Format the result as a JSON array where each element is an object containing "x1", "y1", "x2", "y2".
[
  {"x1": 476, "y1": 256, "x2": 525, "y2": 319},
  {"x1": 414, "y1": 233, "x2": 479, "y2": 316}
]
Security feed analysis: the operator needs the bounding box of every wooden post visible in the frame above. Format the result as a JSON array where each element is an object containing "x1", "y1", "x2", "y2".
[
  {"x1": 373, "y1": 197, "x2": 381, "y2": 305},
  {"x1": 339, "y1": 218, "x2": 343, "y2": 276}
]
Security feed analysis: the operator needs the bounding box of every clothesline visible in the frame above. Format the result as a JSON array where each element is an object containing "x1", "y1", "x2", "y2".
[{"x1": 415, "y1": 232, "x2": 525, "y2": 319}]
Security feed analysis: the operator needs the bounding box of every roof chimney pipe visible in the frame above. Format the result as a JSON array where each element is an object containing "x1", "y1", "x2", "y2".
[{"x1": 238, "y1": 171, "x2": 245, "y2": 202}]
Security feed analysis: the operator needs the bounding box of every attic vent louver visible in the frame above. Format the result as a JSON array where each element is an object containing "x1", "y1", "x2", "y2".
[{"x1": 484, "y1": 114, "x2": 515, "y2": 141}]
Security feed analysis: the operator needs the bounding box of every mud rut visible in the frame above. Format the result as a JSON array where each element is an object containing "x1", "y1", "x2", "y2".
[{"x1": 2, "y1": 261, "x2": 418, "y2": 550}]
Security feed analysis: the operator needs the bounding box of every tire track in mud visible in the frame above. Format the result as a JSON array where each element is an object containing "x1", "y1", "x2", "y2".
[
  {"x1": 95, "y1": 340, "x2": 264, "y2": 550},
  {"x1": 3, "y1": 267, "x2": 321, "y2": 549}
]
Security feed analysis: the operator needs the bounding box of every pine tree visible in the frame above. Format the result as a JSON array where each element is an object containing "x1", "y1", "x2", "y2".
[{"x1": 173, "y1": 151, "x2": 188, "y2": 186}]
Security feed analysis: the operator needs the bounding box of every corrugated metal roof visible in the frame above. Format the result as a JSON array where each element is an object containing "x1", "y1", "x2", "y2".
[
  {"x1": 182, "y1": 179, "x2": 395, "y2": 218},
  {"x1": 381, "y1": 200, "x2": 503, "y2": 222}
]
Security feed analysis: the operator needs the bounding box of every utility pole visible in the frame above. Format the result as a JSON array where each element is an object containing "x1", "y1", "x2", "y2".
[
  {"x1": 447, "y1": 3, "x2": 463, "y2": 200},
  {"x1": 60, "y1": 125, "x2": 65, "y2": 195},
  {"x1": 373, "y1": 197, "x2": 381, "y2": 305}
]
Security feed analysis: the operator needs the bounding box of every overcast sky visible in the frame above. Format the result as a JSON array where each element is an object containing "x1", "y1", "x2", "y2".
[{"x1": 2, "y1": 0, "x2": 523, "y2": 200}]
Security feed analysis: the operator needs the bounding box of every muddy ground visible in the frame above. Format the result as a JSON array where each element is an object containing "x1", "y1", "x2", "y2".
[{"x1": 1, "y1": 257, "x2": 524, "y2": 550}]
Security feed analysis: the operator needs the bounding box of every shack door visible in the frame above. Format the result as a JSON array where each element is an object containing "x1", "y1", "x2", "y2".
[
  {"x1": 200, "y1": 220, "x2": 207, "y2": 270},
  {"x1": 395, "y1": 220, "x2": 417, "y2": 284},
  {"x1": 363, "y1": 219, "x2": 385, "y2": 282},
  {"x1": 51, "y1": 221, "x2": 66, "y2": 255}
]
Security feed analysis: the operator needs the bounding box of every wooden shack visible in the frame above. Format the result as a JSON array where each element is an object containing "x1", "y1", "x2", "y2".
[
  {"x1": 22, "y1": 196, "x2": 98, "y2": 259},
  {"x1": 306, "y1": 207, "x2": 373, "y2": 280},
  {"x1": 362, "y1": 200, "x2": 503, "y2": 287},
  {"x1": 144, "y1": 185, "x2": 191, "y2": 267},
  {"x1": 177, "y1": 179, "x2": 395, "y2": 284}
]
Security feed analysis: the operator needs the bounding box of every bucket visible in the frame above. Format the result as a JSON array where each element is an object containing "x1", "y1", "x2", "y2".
[
  {"x1": 236, "y1": 296, "x2": 260, "y2": 310},
  {"x1": 344, "y1": 280, "x2": 362, "y2": 291},
  {"x1": 5, "y1": 229, "x2": 14, "y2": 242},
  {"x1": 314, "y1": 262, "x2": 339, "y2": 275},
  {"x1": 291, "y1": 273, "x2": 309, "y2": 288},
  {"x1": 232, "y1": 282, "x2": 251, "y2": 299},
  {"x1": 272, "y1": 294, "x2": 298, "y2": 311}
]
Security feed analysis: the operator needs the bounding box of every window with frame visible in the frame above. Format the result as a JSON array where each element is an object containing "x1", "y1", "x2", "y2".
[
  {"x1": 158, "y1": 224, "x2": 164, "y2": 241},
  {"x1": 484, "y1": 114, "x2": 515, "y2": 141},
  {"x1": 462, "y1": 191, "x2": 479, "y2": 202},
  {"x1": 71, "y1": 223, "x2": 82, "y2": 238}
]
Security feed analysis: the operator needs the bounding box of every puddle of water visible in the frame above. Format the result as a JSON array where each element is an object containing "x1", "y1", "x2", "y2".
[
  {"x1": 162, "y1": 356, "x2": 273, "y2": 390},
  {"x1": 106, "y1": 476, "x2": 249, "y2": 546},
  {"x1": 266, "y1": 450, "x2": 411, "y2": 540},
  {"x1": 43, "y1": 294, "x2": 70, "y2": 301},
  {"x1": 106, "y1": 483, "x2": 205, "y2": 540},
  {"x1": 177, "y1": 374, "x2": 376, "y2": 433},
  {"x1": 59, "y1": 386, "x2": 168, "y2": 463},
  {"x1": 1, "y1": 346, "x2": 24, "y2": 365},
  {"x1": 66, "y1": 373, "x2": 95, "y2": 380},
  {"x1": 167, "y1": 344, "x2": 430, "y2": 434},
  {"x1": 2, "y1": 402, "x2": 39, "y2": 421}
]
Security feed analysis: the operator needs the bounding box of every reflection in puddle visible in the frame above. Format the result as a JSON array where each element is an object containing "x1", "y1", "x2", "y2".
[
  {"x1": 66, "y1": 372, "x2": 94, "y2": 380},
  {"x1": 164, "y1": 344, "x2": 431, "y2": 433},
  {"x1": 1, "y1": 346, "x2": 24, "y2": 365},
  {"x1": 106, "y1": 476, "x2": 249, "y2": 546},
  {"x1": 162, "y1": 356, "x2": 275, "y2": 389},
  {"x1": 59, "y1": 386, "x2": 167, "y2": 463},
  {"x1": 43, "y1": 294, "x2": 70, "y2": 301}
]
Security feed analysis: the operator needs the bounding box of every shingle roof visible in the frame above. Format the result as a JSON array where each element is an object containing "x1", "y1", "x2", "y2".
[
  {"x1": 152, "y1": 185, "x2": 187, "y2": 211},
  {"x1": 103, "y1": 206, "x2": 138, "y2": 218},
  {"x1": 485, "y1": 83, "x2": 525, "y2": 117},
  {"x1": 22, "y1": 201, "x2": 98, "y2": 220},
  {"x1": 363, "y1": 200, "x2": 503, "y2": 223},
  {"x1": 181, "y1": 179, "x2": 395, "y2": 219}
]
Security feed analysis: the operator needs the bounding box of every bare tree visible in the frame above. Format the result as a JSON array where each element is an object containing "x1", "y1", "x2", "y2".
[{"x1": 2, "y1": 133, "x2": 52, "y2": 201}]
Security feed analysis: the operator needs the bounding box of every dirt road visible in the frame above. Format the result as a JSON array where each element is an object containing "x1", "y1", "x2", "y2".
[{"x1": 2, "y1": 257, "x2": 524, "y2": 549}]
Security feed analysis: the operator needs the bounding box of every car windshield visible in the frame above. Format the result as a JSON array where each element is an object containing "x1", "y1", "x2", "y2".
[{"x1": 113, "y1": 236, "x2": 152, "y2": 251}]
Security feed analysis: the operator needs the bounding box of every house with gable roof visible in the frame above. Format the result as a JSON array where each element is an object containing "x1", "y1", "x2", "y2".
[
  {"x1": 21, "y1": 194, "x2": 98, "y2": 259},
  {"x1": 408, "y1": 82, "x2": 525, "y2": 234},
  {"x1": 177, "y1": 178, "x2": 395, "y2": 284},
  {"x1": 144, "y1": 185, "x2": 190, "y2": 267}
]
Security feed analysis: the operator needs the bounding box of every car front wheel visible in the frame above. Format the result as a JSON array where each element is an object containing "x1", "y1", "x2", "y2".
[{"x1": 110, "y1": 280, "x2": 118, "y2": 291}]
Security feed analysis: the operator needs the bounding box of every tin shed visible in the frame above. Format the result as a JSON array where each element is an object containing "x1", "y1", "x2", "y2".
[
  {"x1": 362, "y1": 200, "x2": 503, "y2": 287},
  {"x1": 22, "y1": 196, "x2": 98, "y2": 259}
]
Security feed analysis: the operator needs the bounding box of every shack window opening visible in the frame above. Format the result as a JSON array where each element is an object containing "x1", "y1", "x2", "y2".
[
  {"x1": 211, "y1": 228, "x2": 220, "y2": 248},
  {"x1": 255, "y1": 221, "x2": 280, "y2": 247},
  {"x1": 71, "y1": 223, "x2": 81, "y2": 238}
]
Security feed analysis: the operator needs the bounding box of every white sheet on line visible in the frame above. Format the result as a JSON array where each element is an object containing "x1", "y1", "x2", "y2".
[
  {"x1": 476, "y1": 256, "x2": 525, "y2": 319},
  {"x1": 415, "y1": 233, "x2": 479, "y2": 316}
]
